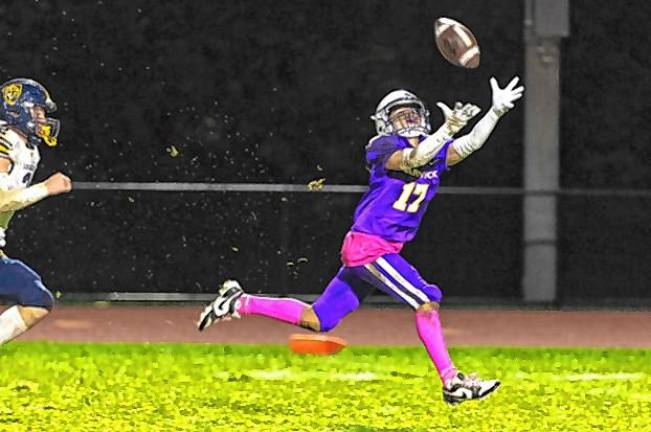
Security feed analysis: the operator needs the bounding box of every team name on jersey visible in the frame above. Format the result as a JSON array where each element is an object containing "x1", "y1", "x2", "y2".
[{"x1": 421, "y1": 170, "x2": 438, "y2": 180}]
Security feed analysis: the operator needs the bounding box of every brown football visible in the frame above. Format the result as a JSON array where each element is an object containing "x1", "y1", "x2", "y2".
[{"x1": 434, "y1": 17, "x2": 480, "y2": 69}]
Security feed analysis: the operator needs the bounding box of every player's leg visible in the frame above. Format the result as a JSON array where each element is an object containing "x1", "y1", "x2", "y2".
[
  {"x1": 0, "y1": 258, "x2": 55, "y2": 345},
  {"x1": 352, "y1": 254, "x2": 455, "y2": 380},
  {"x1": 354, "y1": 253, "x2": 499, "y2": 404},
  {"x1": 198, "y1": 267, "x2": 370, "y2": 333},
  {"x1": 309, "y1": 266, "x2": 372, "y2": 332},
  {"x1": 197, "y1": 279, "x2": 308, "y2": 331}
]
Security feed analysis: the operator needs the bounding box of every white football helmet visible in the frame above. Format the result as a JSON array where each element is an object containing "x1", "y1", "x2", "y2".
[{"x1": 371, "y1": 89, "x2": 431, "y2": 137}]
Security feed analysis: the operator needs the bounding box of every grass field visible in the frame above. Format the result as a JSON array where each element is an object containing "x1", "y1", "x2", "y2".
[{"x1": 0, "y1": 343, "x2": 650, "y2": 431}]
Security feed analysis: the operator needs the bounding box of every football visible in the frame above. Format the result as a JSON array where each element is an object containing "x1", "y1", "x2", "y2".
[{"x1": 434, "y1": 17, "x2": 481, "y2": 69}]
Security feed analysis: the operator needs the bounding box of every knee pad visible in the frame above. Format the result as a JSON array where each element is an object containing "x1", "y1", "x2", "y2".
[
  {"x1": 312, "y1": 304, "x2": 344, "y2": 333},
  {"x1": 311, "y1": 271, "x2": 361, "y2": 332},
  {"x1": 424, "y1": 283, "x2": 443, "y2": 304},
  {"x1": 317, "y1": 316, "x2": 339, "y2": 333}
]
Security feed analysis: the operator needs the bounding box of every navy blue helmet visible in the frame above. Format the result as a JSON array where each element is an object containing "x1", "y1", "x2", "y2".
[{"x1": 0, "y1": 78, "x2": 59, "y2": 147}]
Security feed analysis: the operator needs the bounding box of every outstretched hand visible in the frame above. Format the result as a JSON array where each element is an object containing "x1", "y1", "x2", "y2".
[
  {"x1": 435, "y1": 101, "x2": 481, "y2": 136},
  {"x1": 490, "y1": 76, "x2": 524, "y2": 117}
]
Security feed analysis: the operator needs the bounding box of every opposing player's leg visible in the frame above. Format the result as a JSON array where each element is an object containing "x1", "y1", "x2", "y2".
[
  {"x1": 0, "y1": 257, "x2": 55, "y2": 345},
  {"x1": 352, "y1": 253, "x2": 499, "y2": 405},
  {"x1": 198, "y1": 267, "x2": 371, "y2": 333}
]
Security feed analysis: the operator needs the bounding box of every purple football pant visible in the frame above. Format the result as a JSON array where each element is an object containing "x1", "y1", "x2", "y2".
[{"x1": 312, "y1": 253, "x2": 442, "y2": 331}]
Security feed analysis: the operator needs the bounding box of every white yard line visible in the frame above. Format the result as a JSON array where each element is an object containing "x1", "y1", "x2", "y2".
[
  {"x1": 562, "y1": 372, "x2": 645, "y2": 382},
  {"x1": 246, "y1": 370, "x2": 381, "y2": 381}
]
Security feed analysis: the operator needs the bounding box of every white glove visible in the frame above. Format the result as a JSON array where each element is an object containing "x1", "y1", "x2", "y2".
[
  {"x1": 451, "y1": 76, "x2": 525, "y2": 160},
  {"x1": 435, "y1": 101, "x2": 482, "y2": 136},
  {"x1": 400, "y1": 101, "x2": 481, "y2": 171},
  {"x1": 490, "y1": 76, "x2": 524, "y2": 117}
]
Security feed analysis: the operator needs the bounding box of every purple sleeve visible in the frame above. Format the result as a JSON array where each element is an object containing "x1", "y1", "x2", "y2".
[
  {"x1": 436, "y1": 139, "x2": 454, "y2": 172},
  {"x1": 365, "y1": 136, "x2": 399, "y2": 169}
]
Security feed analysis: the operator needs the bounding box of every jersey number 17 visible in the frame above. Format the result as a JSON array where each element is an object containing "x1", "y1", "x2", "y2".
[{"x1": 392, "y1": 182, "x2": 430, "y2": 213}]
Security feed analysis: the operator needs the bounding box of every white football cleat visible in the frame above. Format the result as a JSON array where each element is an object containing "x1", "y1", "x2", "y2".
[
  {"x1": 197, "y1": 280, "x2": 244, "y2": 331},
  {"x1": 442, "y1": 372, "x2": 500, "y2": 405}
]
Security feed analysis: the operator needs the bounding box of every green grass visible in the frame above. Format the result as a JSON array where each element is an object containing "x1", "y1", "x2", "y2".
[{"x1": 0, "y1": 343, "x2": 650, "y2": 431}]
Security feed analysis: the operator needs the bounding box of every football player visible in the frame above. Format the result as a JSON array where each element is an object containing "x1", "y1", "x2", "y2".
[
  {"x1": 199, "y1": 76, "x2": 523, "y2": 405},
  {"x1": 0, "y1": 78, "x2": 72, "y2": 345}
]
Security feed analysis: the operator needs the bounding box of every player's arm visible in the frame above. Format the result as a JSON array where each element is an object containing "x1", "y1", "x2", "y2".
[
  {"x1": 0, "y1": 166, "x2": 72, "y2": 212},
  {"x1": 447, "y1": 76, "x2": 524, "y2": 166},
  {"x1": 385, "y1": 102, "x2": 481, "y2": 171}
]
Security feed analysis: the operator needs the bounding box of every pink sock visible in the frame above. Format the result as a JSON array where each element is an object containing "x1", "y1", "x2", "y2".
[
  {"x1": 236, "y1": 294, "x2": 307, "y2": 326},
  {"x1": 415, "y1": 309, "x2": 457, "y2": 385}
]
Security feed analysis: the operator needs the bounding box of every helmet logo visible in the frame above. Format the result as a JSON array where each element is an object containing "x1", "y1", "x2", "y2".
[{"x1": 2, "y1": 83, "x2": 22, "y2": 106}]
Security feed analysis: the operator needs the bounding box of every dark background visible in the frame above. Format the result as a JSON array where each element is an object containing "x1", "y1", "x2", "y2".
[{"x1": 0, "y1": 0, "x2": 648, "y2": 302}]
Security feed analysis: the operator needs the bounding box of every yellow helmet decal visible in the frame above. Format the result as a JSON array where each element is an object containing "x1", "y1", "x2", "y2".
[
  {"x1": 2, "y1": 83, "x2": 22, "y2": 106},
  {"x1": 38, "y1": 124, "x2": 58, "y2": 147}
]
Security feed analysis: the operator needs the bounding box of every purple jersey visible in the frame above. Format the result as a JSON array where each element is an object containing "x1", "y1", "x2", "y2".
[{"x1": 350, "y1": 134, "x2": 451, "y2": 243}]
